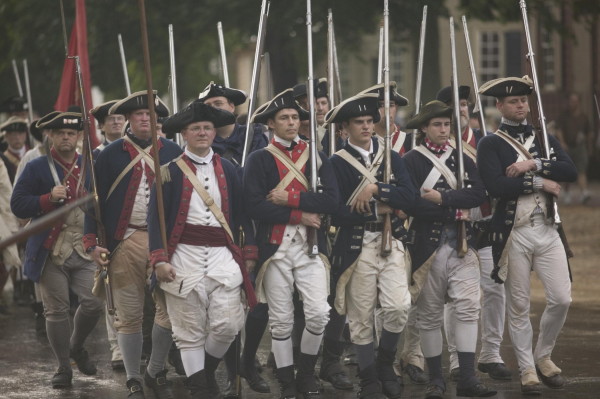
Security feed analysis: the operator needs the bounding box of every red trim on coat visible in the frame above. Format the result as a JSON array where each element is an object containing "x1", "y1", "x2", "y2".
[{"x1": 83, "y1": 233, "x2": 97, "y2": 251}]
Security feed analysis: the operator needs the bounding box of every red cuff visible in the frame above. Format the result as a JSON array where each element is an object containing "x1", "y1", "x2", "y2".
[
  {"x1": 289, "y1": 209, "x2": 302, "y2": 225},
  {"x1": 83, "y1": 234, "x2": 98, "y2": 252},
  {"x1": 287, "y1": 191, "x2": 301, "y2": 208},
  {"x1": 150, "y1": 249, "x2": 169, "y2": 268},
  {"x1": 39, "y1": 193, "x2": 58, "y2": 213},
  {"x1": 242, "y1": 245, "x2": 259, "y2": 261}
]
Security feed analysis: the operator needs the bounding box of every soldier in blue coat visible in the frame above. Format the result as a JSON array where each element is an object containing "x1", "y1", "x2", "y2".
[
  {"x1": 11, "y1": 111, "x2": 103, "y2": 389},
  {"x1": 197, "y1": 81, "x2": 268, "y2": 166},
  {"x1": 477, "y1": 76, "x2": 577, "y2": 395},
  {"x1": 90, "y1": 100, "x2": 125, "y2": 158},
  {"x1": 83, "y1": 91, "x2": 182, "y2": 399},
  {"x1": 243, "y1": 88, "x2": 339, "y2": 399},
  {"x1": 402, "y1": 101, "x2": 495, "y2": 399},
  {"x1": 327, "y1": 93, "x2": 416, "y2": 399}
]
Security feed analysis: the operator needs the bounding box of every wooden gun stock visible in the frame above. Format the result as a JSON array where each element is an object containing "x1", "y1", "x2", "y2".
[
  {"x1": 380, "y1": 213, "x2": 392, "y2": 257},
  {"x1": 457, "y1": 220, "x2": 468, "y2": 258}
]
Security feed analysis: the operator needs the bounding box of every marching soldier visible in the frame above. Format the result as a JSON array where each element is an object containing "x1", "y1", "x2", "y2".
[
  {"x1": 149, "y1": 101, "x2": 257, "y2": 398},
  {"x1": 83, "y1": 91, "x2": 182, "y2": 399},
  {"x1": 436, "y1": 85, "x2": 512, "y2": 382},
  {"x1": 1, "y1": 116, "x2": 30, "y2": 184},
  {"x1": 90, "y1": 100, "x2": 125, "y2": 157},
  {"x1": 477, "y1": 76, "x2": 577, "y2": 395},
  {"x1": 327, "y1": 93, "x2": 416, "y2": 399},
  {"x1": 403, "y1": 100, "x2": 495, "y2": 398},
  {"x1": 11, "y1": 111, "x2": 104, "y2": 388},
  {"x1": 198, "y1": 81, "x2": 268, "y2": 165},
  {"x1": 243, "y1": 88, "x2": 339, "y2": 399}
]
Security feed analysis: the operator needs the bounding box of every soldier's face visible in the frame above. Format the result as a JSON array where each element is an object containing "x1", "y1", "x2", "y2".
[
  {"x1": 459, "y1": 99, "x2": 469, "y2": 129},
  {"x1": 344, "y1": 115, "x2": 374, "y2": 149},
  {"x1": 423, "y1": 117, "x2": 451, "y2": 146},
  {"x1": 50, "y1": 129, "x2": 80, "y2": 153},
  {"x1": 377, "y1": 101, "x2": 397, "y2": 128},
  {"x1": 268, "y1": 109, "x2": 300, "y2": 142},
  {"x1": 204, "y1": 96, "x2": 235, "y2": 113},
  {"x1": 182, "y1": 121, "x2": 216, "y2": 156},
  {"x1": 4, "y1": 130, "x2": 27, "y2": 150},
  {"x1": 496, "y1": 96, "x2": 529, "y2": 123},
  {"x1": 101, "y1": 115, "x2": 125, "y2": 141},
  {"x1": 127, "y1": 109, "x2": 152, "y2": 139},
  {"x1": 315, "y1": 97, "x2": 330, "y2": 125}
]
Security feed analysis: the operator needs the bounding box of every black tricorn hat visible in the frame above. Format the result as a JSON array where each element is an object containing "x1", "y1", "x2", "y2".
[
  {"x1": 292, "y1": 78, "x2": 328, "y2": 100},
  {"x1": 108, "y1": 90, "x2": 170, "y2": 117},
  {"x1": 90, "y1": 100, "x2": 119, "y2": 124},
  {"x1": 37, "y1": 111, "x2": 83, "y2": 130},
  {"x1": 251, "y1": 89, "x2": 309, "y2": 124},
  {"x1": 161, "y1": 100, "x2": 236, "y2": 139},
  {"x1": 198, "y1": 81, "x2": 247, "y2": 106},
  {"x1": 29, "y1": 120, "x2": 43, "y2": 142},
  {"x1": 479, "y1": 76, "x2": 533, "y2": 98},
  {"x1": 405, "y1": 100, "x2": 453, "y2": 130},
  {"x1": 436, "y1": 85, "x2": 471, "y2": 105},
  {"x1": 324, "y1": 93, "x2": 381, "y2": 124},
  {"x1": 0, "y1": 96, "x2": 28, "y2": 113},
  {"x1": 359, "y1": 81, "x2": 409, "y2": 107},
  {"x1": 0, "y1": 116, "x2": 29, "y2": 132},
  {"x1": 35, "y1": 111, "x2": 61, "y2": 129}
]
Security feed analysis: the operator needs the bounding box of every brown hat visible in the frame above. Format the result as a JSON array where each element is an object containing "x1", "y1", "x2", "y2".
[{"x1": 405, "y1": 100, "x2": 453, "y2": 130}]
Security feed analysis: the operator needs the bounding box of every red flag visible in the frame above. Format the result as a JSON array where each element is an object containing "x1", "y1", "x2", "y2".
[{"x1": 54, "y1": 0, "x2": 99, "y2": 147}]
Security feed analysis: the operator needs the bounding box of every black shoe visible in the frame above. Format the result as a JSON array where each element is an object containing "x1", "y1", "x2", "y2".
[
  {"x1": 376, "y1": 348, "x2": 402, "y2": 399},
  {"x1": 456, "y1": 382, "x2": 497, "y2": 397},
  {"x1": 450, "y1": 367, "x2": 460, "y2": 382},
  {"x1": 296, "y1": 353, "x2": 320, "y2": 399},
  {"x1": 319, "y1": 338, "x2": 353, "y2": 390},
  {"x1": 168, "y1": 344, "x2": 186, "y2": 376},
  {"x1": 425, "y1": 383, "x2": 445, "y2": 399},
  {"x1": 70, "y1": 347, "x2": 97, "y2": 375},
  {"x1": 144, "y1": 369, "x2": 173, "y2": 399},
  {"x1": 126, "y1": 378, "x2": 145, "y2": 398},
  {"x1": 240, "y1": 356, "x2": 271, "y2": 393},
  {"x1": 205, "y1": 353, "x2": 223, "y2": 398},
  {"x1": 536, "y1": 365, "x2": 566, "y2": 389},
  {"x1": 51, "y1": 366, "x2": 72, "y2": 389},
  {"x1": 402, "y1": 361, "x2": 429, "y2": 385},
  {"x1": 276, "y1": 365, "x2": 297, "y2": 399},
  {"x1": 357, "y1": 364, "x2": 387, "y2": 399},
  {"x1": 478, "y1": 362, "x2": 512, "y2": 380},
  {"x1": 319, "y1": 365, "x2": 353, "y2": 390}
]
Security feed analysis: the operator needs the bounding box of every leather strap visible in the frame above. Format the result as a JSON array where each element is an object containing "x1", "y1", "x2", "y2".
[
  {"x1": 335, "y1": 146, "x2": 384, "y2": 206},
  {"x1": 494, "y1": 130, "x2": 536, "y2": 162},
  {"x1": 265, "y1": 144, "x2": 310, "y2": 191},
  {"x1": 107, "y1": 136, "x2": 154, "y2": 199}
]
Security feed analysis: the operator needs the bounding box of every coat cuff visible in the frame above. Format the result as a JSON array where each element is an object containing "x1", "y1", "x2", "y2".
[
  {"x1": 150, "y1": 249, "x2": 169, "y2": 268},
  {"x1": 39, "y1": 193, "x2": 58, "y2": 213},
  {"x1": 537, "y1": 158, "x2": 553, "y2": 178},
  {"x1": 375, "y1": 182, "x2": 393, "y2": 203},
  {"x1": 521, "y1": 172, "x2": 535, "y2": 195},
  {"x1": 83, "y1": 234, "x2": 98, "y2": 252},
  {"x1": 287, "y1": 191, "x2": 301, "y2": 208},
  {"x1": 242, "y1": 245, "x2": 259, "y2": 261},
  {"x1": 289, "y1": 209, "x2": 302, "y2": 224}
]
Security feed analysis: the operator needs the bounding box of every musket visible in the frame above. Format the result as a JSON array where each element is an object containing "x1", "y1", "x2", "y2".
[
  {"x1": 462, "y1": 16, "x2": 487, "y2": 135},
  {"x1": 168, "y1": 24, "x2": 183, "y2": 147},
  {"x1": 305, "y1": 0, "x2": 320, "y2": 257},
  {"x1": 377, "y1": 20, "x2": 384, "y2": 84},
  {"x1": 217, "y1": 21, "x2": 230, "y2": 87},
  {"x1": 327, "y1": 10, "x2": 337, "y2": 157},
  {"x1": 117, "y1": 34, "x2": 131, "y2": 95},
  {"x1": 520, "y1": 0, "x2": 573, "y2": 259},
  {"x1": 450, "y1": 17, "x2": 468, "y2": 258},
  {"x1": 22, "y1": 60, "x2": 34, "y2": 123},
  {"x1": 412, "y1": 5, "x2": 427, "y2": 149},
  {"x1": 137, "y1": 0, "x2": 169, "y2": 254},
  {"x1": 380, "y1": 0, "x2": 393, "y2": 257},
  {"x1": 332, "y1": 26, "x2": 343, "y2": 102},
  {"x1": 0, "y1": 195, "x2": 93, "y2": 251},
  {"x1": 11, "y1": 59, "x2": 24, "y2": 97},
  {"x1": 594, "y1": 93, "x2": 600, "y2": 124},
  {"x1": 241, "y1": 0, "x2": 270, "y2": 167}
]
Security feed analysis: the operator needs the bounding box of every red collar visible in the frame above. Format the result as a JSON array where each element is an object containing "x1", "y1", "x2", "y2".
[{"x1": 424, "y1": 138, "x2": 449, "y2": 157}]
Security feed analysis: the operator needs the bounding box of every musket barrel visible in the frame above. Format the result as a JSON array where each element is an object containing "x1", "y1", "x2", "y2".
[
  {"x1": 118, "y1": 34, "x2": 131, "y2": 95},
  {"x1": 412, "y1": 5, "x2": 428, "y2": 149},
  {"x1": 327, "y1": 10, "x2": 337, "y2": 156},
  {"x1": 23, "y1": 59, "x2": 34, "y2": 123},
  {"x1": 449, "y1": 17, "x2": 465, "y2": 188},
  {"x1": 377, "y1": 23, "x2": 384, "y2": 84},
  {"x1": 462, "y1": 16, "x2": 487, "y2": 135},
  {"x1": 11, "y1": 59, "x2": 24, "y2": 97},
  {"x1": 217, "y1": 22, "x2": 230, "y2": 87},
  {"x1": 241, "y1": 0, "x2": 270, "y2": 167},
  {"x1": 168, "y1": 25, "x2": 179, "y2": 114}
]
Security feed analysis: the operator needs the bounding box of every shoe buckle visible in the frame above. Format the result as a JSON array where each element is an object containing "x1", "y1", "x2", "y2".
[
  {"x1": 156, "y1": 376, "x2": 167, "y2": 385},
  {"x1": 130, "y1": 385, "x2": 142, "y2": 393}
]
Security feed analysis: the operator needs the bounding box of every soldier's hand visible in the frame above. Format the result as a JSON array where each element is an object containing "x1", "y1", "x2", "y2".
[
  {"x1": 91, "y1": 246, "x2": 110, "y2": 266},
  {"x1": 377, "y1": 202, "x2": 393, "y2": 215},
  {"x1": 351, "y1": 183, "x2": 378, "y2": 214},
  {"x1": 50, "y1": 185, "x2": 67, "y2": 202},
  {"x1": 541, "y1": 179, "x2": 561, "y2": 197},
  {"x1": 457, "y1": 209, "x2": 471, "y2": 221},
  {"x1": 245, "y1": 259, "x2": 257, "y2": 274},
  {"x1": 267, "y1": 189, "x2": 290, "y2": 206},
  {"x1": 422, "y1": 188, "x2": 442, "y2": 205},
  {"x1": 301, "y1": 212, "x2": 321, "y2": 229},
  {"x1": 505, "y1": 160, "x2": 536, "y2": 177},
  {"x1": 490, "y1": 265, "x2": 504, "y2": 284},
  {"x1": 155, "y1": 263, "x2": 176, "y2": 283}
]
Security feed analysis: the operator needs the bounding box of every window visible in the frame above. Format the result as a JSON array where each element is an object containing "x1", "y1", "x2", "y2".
[
  {"x1": 479, "y1": 32, "x2": 501, "y2": 109},
  {"x1": 540, "y1": 28, "x2": 556, "y2": 90}
]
